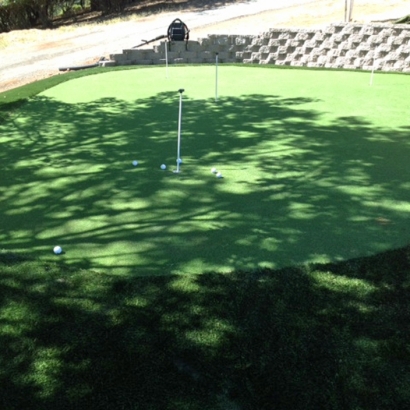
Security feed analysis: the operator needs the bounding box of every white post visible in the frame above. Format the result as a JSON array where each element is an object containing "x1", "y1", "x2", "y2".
[
  {"x1": 349, "y1": 0, "x2": 354, "y2": 22},
  {"x1": 370, "y1": 62, "x2": 375, "y2": 86},
  {"x1": 165, "y1": 40, "x2": 169, "y2": 78},
  {"x1": 175, "y1": 89, "x2": 184, "y2": 173},
  {"x1": 215, "y1": 52, "x2": 219, "y2": 102},
  {"x1": 344, "y1": 0, "x2": 348, "y2": 22}
]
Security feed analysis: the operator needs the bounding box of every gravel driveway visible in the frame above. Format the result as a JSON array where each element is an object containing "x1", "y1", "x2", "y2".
[{"x1": 0, "y1": 0, "x2": 407, "y2": 92}]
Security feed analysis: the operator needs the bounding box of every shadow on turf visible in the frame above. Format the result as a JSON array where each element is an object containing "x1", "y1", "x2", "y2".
[
  {"x1": 0, "y1": 246, "x2": 409, "y2": 410},
  {"x1": 1, "y1": 91, "x2": 410, "y2": 274}
]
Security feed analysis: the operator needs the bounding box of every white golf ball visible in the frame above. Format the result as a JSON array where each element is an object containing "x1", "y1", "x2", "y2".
[
  {"x1": 216, "y1": 172, "x2": 223, "y2": 178},
  {"x1": 211, "y1": 167, "x2": 217, "y2": 174},
  {"x1": 53, "y1": 246, "x2": 62, "y2": 255},
  {"x1": 176, "y1": 158, "x2": 183, "y2": 164},
  {"x1": 132, "y1": 160, "x2": 138, "y2": 166},
  {"x1": 160, "y1": 164, "x2": 166, "y2": 170}
]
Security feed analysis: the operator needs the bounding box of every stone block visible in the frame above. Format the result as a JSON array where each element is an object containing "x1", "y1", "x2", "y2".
[
  {"x1": 124, "y1": 49, "x2": 147, "y2": 59},
  {"x1": 400, "y1": 50, "x2": 410, "y2": 59},
  {"x1": 266, "y1": 51, "x2": 278, "y2": 60},
  {"x1": 251, "y1": 52, "x2": 262, "y2": 60},
  {"x1": 375, "y1": 43, "x2": 392, "y2": 52},
  {"x1": 268, "y1": 28, "x2": 286, "y2": 39},
  {"x1": 295, "y1": 32, "x2": 310, "y2": 41},
  {"x1": 332, "y1": 34, "x2": 343, "y2": 43},
  {"x1": 268, "y1": 39, "x2": 281, "y2": 47},
  {"x1": 199, "y1": 37, "x2": 211, "y2": 46},
  {"x1": 369, "y1": 35, "x2": 384, "y2": 45},
  {"x1": 243, "y1": 59, "x2": 259, "y2": 64},
  {"x1": 353, "y1": 58, "x2": 364, "y2": 67},
  {"x1": 99, "y1": 60, "x2": 116, "y2": 67},
  {"x1": 392, "y1": 37, "x2": 406, "y2": 46},
  {"x1": 346, "y1": 49, "x2": 359, "y2": 58},
  {"x1": 216, "y1": 51, "x2": 229, "y2": 61},
  {"x1": 357, "y1": 43, "x2": 371, "y2": 52},
  {"x1": 164, "y1": 51, "x2": 179, "y2": 60},
  {"x1": 199, "y1": 51, "x2": 213, "y2": 62},
  {"x1": 386, "y1": 51, "x2": 400, "y2": 60},
  {"x1": 393, "y1": 60, "x2": 405, "y2": 69},
  {"x1": 258, "y1": 45, "x2": 270, "y2": 54},
  {"x1": 290, "y1": 61, "x2": 306, "y2": 67},
  {"x1": 168, "y1": 42, "x2": 189, "y2": 53},
  {"x1": 207, "y1": 44, "x2": 226, "y2": 53},
  {"x1": 307, "y1": 62, "x2": 321, "y2": 68},
  {"x1": 300, "y1": 55, "x2": 309, "y2": 63},
  {"x1": 135, "y1": 59, "x2": 153, "y2": 65},
  {"x1": 362, "y1": 26, "x2": 375, "y2": 35},
  {"x1": 151, "y1": 54, "x2": 162, "y2": 63},
  {"x1": 186, "y1": 41, "x2": 202, "y2": 52},
  {"x1": 251, "y1": 37, "x2": 265, "y2": 46},
  {"x1": 313, "y1": 32, "x2": 326, "y2": 41},
  {"x1": 110, "y1": 53, "x2": 128, "y2": 63},
  {"x1": 277, "y1": 46, "x2": 288, "y2": 54},
  {"x1": 350, "y1": 34, "x2": 364, "y2": 44},
  {"x1": 319, "y1": 40, "x2": 333, "y2": 50},
  {"x1": 343, "y1": 64, "x2": 358, "y2": 69},
  {"x1": 289, "y1": 40, "x2": 303, "y2": 47},
  {"x1": 208, "y1": 34, "x2": 229, "y2": 45},
  {"x1": 332, "y1": 24, "x2": 345, "y2": 33},
  {"x1": 182, "y1": 51, "x2": 198, "y2": 61},
  {"x1": 278, "y1": 32, "x2": 296, "y2": 40},
  {"x1": 305, "y1": 40, "x2": 319, "y2": 48}
]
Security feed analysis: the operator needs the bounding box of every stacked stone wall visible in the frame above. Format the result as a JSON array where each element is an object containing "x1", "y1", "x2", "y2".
[{"x1": 107, "y1": 23, "x2": 410, "y2": 72}]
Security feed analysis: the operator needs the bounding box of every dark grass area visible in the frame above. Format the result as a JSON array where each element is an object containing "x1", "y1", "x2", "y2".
[{"x1": 0, "y1": 247, "x2": 409, "y2": 409}]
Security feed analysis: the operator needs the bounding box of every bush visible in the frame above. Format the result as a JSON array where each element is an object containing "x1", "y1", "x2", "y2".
[{"x1": 0, "y1": 1, "x2": 40, "y2": 32}]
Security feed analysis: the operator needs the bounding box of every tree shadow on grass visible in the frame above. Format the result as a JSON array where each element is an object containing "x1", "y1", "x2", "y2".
[
  {"x1": 0, "y1": 245, "x2": 409, "y2": 409},
  {"x1": 1, "y1": 91, "x2": 410, "y2": 275}
]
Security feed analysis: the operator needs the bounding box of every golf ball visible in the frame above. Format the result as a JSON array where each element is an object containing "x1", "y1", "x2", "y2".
[
  {"x1": 211, "y1": 167, "x2": 217, "y2": 174},
  {"x1": 53, "y1": 246, "x2": 62, "y2": 255},
  {"x1": 132, "y1": 160, "x2": 138, "y2": 166},
  {"x1": 176, "y1": 158, "x2": 183, "y2": 164},
  {"x1": 160, "y1": 164, "x2": 166, "y2": 170},
  {"x1": 216, "y1": 172, "x2": 223, "y2": 178}
]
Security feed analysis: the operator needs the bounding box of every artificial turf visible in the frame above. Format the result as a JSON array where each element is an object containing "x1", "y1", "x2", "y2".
[
  {"x1": 0, "y1": 246, "x2": 409, "y2": 410},
  {"x1": 1, "y1": 66, "x2": 409, "y2": 275},
  {"x1": 0, "y1": 65, "x2": 409, "y2": 410}
]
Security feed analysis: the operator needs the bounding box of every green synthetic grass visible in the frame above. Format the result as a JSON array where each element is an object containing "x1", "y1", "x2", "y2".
[
  {"x1": 0, "y1": 246, "x2": 409, "y2": 410},
  {"x1": 0, "y1": 66, "x2": 409, "y2": 409},
  {"x1": 1, "y1": 66, "x2": 410, "y2": 275}
]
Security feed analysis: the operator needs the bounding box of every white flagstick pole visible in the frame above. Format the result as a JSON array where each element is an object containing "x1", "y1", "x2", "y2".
[
  {"x1": 215, "y1": 52, "x2": 219, "y2": 102},
  {"x1": 370, "y1": 59, "x2": 376, "y2": 86},
  {"x1": 165, "y1": 40, "x2": 169, "y2": 78},
  {"x1": 175, "y1": 89, "x2": 184, "y2": 173}
]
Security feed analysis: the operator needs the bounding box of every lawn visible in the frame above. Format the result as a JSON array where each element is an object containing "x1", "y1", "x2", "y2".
[
  {"x1": 0, "y1": 65, "x2": 409, "y2": 409},
  {"x1": 1, "y1": 66, "x2": 410, "y2": 275}
]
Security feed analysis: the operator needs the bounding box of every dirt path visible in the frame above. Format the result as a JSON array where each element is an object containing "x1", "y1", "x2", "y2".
[{"x1": 0, "y1": 0, "x2": 408, "y2": 93}]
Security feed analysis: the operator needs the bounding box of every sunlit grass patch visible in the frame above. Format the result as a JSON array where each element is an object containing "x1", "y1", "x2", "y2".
[{"x1": 310, "y1": 270, "x2": 377, "y2": 296}]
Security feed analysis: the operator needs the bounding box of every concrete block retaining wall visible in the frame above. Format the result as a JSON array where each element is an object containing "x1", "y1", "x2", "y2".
[{"x1": 107, "y1": 23, "x2": 410, "y2": 72}]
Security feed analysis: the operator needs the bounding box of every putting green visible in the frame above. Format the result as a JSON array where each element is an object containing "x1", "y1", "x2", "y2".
[{"x1": 1, "y1": 66, "x2": 409, "y2": 275}]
